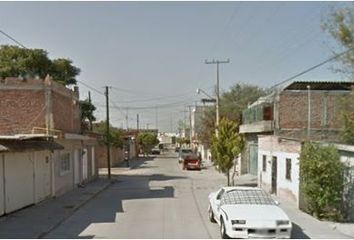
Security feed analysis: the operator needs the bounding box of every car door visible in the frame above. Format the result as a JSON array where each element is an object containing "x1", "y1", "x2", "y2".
[{"x1": 211, "y1": 189, "x2": 225, "y2": 223}]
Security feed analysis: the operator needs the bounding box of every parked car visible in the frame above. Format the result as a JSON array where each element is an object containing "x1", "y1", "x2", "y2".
[
  {"x1": 175, "y1": 146, "x2": 180, "y2": 152},
  {"x1": 178, "y1": 148, "x2": 193, "y2": 163},
  {"x1": 208, "y1": 186, "x2": 292, "y2": 239},
  {"x1": 183, "y1": 154, "x2": 201, "y2": 170},
  {"x1": 151, "y1": 146, "x2": 161, "y2": 155}
]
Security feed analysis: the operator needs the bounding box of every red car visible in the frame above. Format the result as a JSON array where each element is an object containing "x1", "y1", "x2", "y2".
[{"x1": 183, "y1": 154, "x2": 202, "y2": 170}]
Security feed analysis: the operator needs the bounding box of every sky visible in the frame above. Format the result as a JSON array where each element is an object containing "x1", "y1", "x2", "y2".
[{"x1": 0, "y1": 1, "x2": 351, "y2": 132}]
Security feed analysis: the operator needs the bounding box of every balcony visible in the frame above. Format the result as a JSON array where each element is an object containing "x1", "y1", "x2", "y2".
[{"x1": 239, "y1": 120, "x2": 274, "y2": 133}]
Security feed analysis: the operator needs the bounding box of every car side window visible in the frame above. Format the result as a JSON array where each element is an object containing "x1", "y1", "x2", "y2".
[{"x1": 216, "y1": 189, "x2": 224, "y2": 200}]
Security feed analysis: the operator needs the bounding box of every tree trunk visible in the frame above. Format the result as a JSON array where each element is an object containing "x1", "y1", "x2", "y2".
[{"x1": 227, "y1": 170, "x2": 230, "y2": 186}]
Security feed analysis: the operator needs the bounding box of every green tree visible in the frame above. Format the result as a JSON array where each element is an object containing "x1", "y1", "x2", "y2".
[
  {"x1": 300, "y1": 142, "x2": 345, "y2": 221},
  {"x1": 338, "y1": 89, "x2": 354, "y2": 144},
  {"x1": 80, "y1": 99, "x2": 96, "y2": 132},
  {"x1": 93, "y1": 121, "x2": 124, "y2": 148},
  {"x1": 0, "y1": 45, "x2": 80, "y2": 85},
  {"x1": 137, "y1": 132, "x2": 159, "y2": 156},
  {"x1": 211, "y1": 118, "x2": 244, "y2": 186},
  {"x1": 322, "y1": 4, "x2": 354, "y2": 77},
  {"x1": 199, "y1": 84, "x2": 267, "y2": 146}
]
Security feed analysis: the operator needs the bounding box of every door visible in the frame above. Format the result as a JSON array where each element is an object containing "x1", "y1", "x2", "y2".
[
  {"x1": 249, "y1": 144, "x2": 258, "y2": 175},
  {"x1": 271, "y1": 156, "x2": 277, "y2": 194},
  {"x1": 34, "y1": 151, "x2": 51, "y2": 203},
  {"x1": 91, "y1": 146, "x2": 95, "y2": 177},
  {"x1": 82, "y1": 148, "x2": 88, "y2": 181},
  {"x1": 4, "y1": 152, "x2": 35, "y2": 213},
  {"x1": 74, "y1": 149, "x2": 80, "y2": 185}
]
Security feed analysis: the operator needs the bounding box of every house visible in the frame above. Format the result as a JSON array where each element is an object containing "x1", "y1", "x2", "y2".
[
  {"x1": 0, "y1": 76, "x2": 98, "y2": 215},
  {"x1": 0, "y1": 135, "x2": 64, "y2": 215},
  {"x1": 240, "y1": 81, "x2": 354, "y2": 176},
  {"x1": 258, "y1": 135, "x2": 354, "y2": 221}
]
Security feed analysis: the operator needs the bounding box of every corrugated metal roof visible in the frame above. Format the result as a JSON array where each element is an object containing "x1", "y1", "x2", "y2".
[
  {"x1": 0, "y1": 139, "x2": 64, "y2": 152},
  {"x1": 285, "y1": 81, "x2": 354, "y2": 91}
]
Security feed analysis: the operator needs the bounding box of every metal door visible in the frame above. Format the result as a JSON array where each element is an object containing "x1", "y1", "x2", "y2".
[
  {"x1": 34, "y1": 151, "x2": 51, "y2": 203},
  {"x1": 91, "y1": 147, "x2": 95, "y2": 177},
  {"x1": 0, "y1": 155, "x2": 4, "y2": 216},
  {"x1": 271, "y1": 156, "x2": 277, "y2": 194},
  {"x1": 74, "y1": 149, "x2": 80, "y2": 185},
  {"x1": 82, "y1": 148, "x2": 88, "y2": 181},
  {"x1": 249, "y1": 144, "x2": 258, "y2": 175}
]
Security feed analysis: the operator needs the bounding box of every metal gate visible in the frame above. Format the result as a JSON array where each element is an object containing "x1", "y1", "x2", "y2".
[{"x1": 249, "y1": 144, "x2": 258, "y2": 175}]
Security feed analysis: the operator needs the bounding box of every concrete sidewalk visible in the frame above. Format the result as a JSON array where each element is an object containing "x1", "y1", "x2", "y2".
[
  {"x1": 273, "y1": 195, "x2": 353, "y2": 239},
  {"x1": 0, "y1": 177, "x2": 111, "y2": 239}
]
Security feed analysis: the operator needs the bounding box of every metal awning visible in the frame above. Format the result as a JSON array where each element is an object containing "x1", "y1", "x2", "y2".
[{"x1": 0, "y1": 139, "x2": 64, "y2": 152}]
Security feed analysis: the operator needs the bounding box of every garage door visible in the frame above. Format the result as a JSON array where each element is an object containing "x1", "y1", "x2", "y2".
[
  {"x1": 34, "y1": 151, "x2": 51, "y2": 203},
  {"x1": 4, "y1": 152, "x2": 35, "y2": 213}
]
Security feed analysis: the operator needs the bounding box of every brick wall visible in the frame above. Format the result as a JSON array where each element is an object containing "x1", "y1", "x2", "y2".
[
  {"x1": 0, "y1": 89, "x2": 46, "y2": 134},
  {"x1": 277, "y1": 90, "x2": 346, "y2": 140},
  {"x1": 0, "y1": 77, "x2": 80, "y2": 135},
  {"x1": 96, "y1": 144, "x2": 124, "y2": 168}
]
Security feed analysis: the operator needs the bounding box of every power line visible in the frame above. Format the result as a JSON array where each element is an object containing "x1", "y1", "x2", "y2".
[
  {"x1": 76, "y1": 80, "x2": 105, "y2": 95},
  {"x1": 0, "y1": 29, "x2": 27, "y2": 48},
  {"x1": 271, "y1": 47, "x2": 354, "y2": 89}
]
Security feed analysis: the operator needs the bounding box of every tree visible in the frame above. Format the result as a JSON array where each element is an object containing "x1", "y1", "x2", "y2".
[
  {"x1": 338, "y1": 89, "x2": 354, "y2": 144},
  {"x1": 80, "y1": 99, "x2": 96, "y2": 132},
  {"x1": 0, "y1": 45, "x2": 80, "y2": 85},
  {"x1": 211, "y1": 118, "x2": 244, "y2": 186},
  {"x1": 93, "y1": 121, "x2": 125, "y2": 149},
  {"x1": 322, "y1": 4, "x2": 354, "y2": 77},
  {"x1": 300, "y1": 142, "x2": 345, "y2": 221},
  {"x1": 137, "y1": 132, "x2": 159, "y2": 156},
  {"x1": 198, "y1": 84, "x2": 267, "y2": 146}
]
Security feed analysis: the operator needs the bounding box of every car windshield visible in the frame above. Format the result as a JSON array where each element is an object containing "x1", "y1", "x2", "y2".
[
  {"x1": 181, "y1": 149, "x2": 193, "y2": 154},
  {"x1": 221, "y1": 189, "x2": 276, "y2": 205}
]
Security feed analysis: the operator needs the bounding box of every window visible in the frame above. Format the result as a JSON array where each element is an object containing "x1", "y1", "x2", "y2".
[
  {"x1": 286, "y1": 158, "x2": 291, "y2": 180},
  {"x1": 60, "y1": 152, "x2": 71, "y2": 174},
  {"x1": 262, "y1": 155, "x2": 267, "y2": 172}
]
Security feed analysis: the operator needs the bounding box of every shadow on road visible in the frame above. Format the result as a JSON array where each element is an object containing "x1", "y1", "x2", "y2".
[
  {"x1": 291, "y1": 222, "x2": 310, "y2": 239},
  {"x1": 52, "y1": 171, "x2": 187, "y2": 238}
]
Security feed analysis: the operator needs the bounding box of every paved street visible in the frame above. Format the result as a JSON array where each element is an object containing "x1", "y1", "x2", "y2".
[
  {"x1": 0, "y1": 150, "x2": 350, "y2": 239},
  {"x1": 15, "y1": 150, "x2": 345, "y2": 239}
]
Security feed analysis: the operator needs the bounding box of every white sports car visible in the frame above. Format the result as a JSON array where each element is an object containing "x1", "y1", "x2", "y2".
[{"x1": 208, "y1": 186, "x2": 292, "y2": 239}]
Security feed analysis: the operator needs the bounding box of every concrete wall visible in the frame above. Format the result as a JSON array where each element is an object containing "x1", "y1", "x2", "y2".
[
  {"x1": 258, "y1": 135, "x2": 301, "y2": 207},
  {"x1": 97, "y1": 144, "x2": 124, "y2": 168}
]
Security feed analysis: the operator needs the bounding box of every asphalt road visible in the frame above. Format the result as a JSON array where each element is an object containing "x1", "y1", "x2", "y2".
[
  {"x1": 45, "y1": 150, "x2": 312, "y2": 239},
  {"x1": 46, "y1": 151, "x2": 226, "y2": 238}
]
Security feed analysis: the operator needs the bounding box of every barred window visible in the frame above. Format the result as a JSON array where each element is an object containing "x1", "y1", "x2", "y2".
[
  {"x1": 286, "y1": 158, "x2": 291, "y2": 180},
  {"x1": 262, "y1": 155, "x2": 267, "y2": 172},
  {"x1": 60, "y1": 152, "x2": 71, "y2": 174}
]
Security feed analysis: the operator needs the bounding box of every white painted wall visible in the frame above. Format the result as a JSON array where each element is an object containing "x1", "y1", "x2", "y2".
[
  {"x1": 74, "y1": 149, "x2": 80, "y2": 185},
  {"x1": 0, "y1": 155, "x2": 4, "y2": 216},
  {"x1": 258, "y1": 136, "x2": 301, "y2": 207},
  {"x1": 82, "y1": 148, "x2": 88, "y2": 181},
  {"x1": 91, "y1": 146, "x2": 95, "y2": 177},
  {"x1": 4, "y1": 152, "x2": 35, "y2": 213},
  {"x1": 34, "y1": 151, "x2": 51, "y2": 203}
]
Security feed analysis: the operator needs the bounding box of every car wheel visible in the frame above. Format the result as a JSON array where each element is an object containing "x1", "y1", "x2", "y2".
[
  {"x1": 220, "y1": 218, "x2": 229, "y2": 239},
  {"x1": 208, "y1": 205, "x2": 216, "y2": 223}
]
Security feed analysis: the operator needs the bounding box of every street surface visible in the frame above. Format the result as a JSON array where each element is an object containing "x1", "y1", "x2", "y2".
[{"x1": 45, "y1": 151, "x2": 318, "y2": 238}]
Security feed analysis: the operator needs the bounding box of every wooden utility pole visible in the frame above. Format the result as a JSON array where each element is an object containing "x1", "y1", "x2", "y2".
[
  {"x1": 88, "y1": 91, "x2": 93, "y2": 131},
  {"x1": 137, "y1": 114, "x2": 140, "y2": 131},
  {"x1": 205, "y1": 58, "x2": 230, "y2": 136},
  {"x1": 105, "y1": 86, "x2": 111, "y2": 180}
]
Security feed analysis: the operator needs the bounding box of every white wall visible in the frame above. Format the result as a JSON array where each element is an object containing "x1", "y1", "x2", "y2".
[
  {"x1": 4, "y1": 152, "x2": 35, "y2": 213},
  {"x1": 0, "y1": 154, "x2": 4, "y2": 216},
  {"x1": 258, "y1": 135, "x2": 301, "y2": 207},
  {"x1": 34, "y1": 151, "x2": 51, "y2": 203}
]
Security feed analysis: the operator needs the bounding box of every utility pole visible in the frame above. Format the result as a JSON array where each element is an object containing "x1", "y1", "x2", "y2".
[
  {"x1": 105, "y1": 86, "x2": 111, "y2": 180},
  {"x1": 155, "y1": 107, "x2": 158, "y2": 131},
  {"x1": 137, "y1": 114, "x2": 140, "y2": 131},
  {"x1": 189, "y1": 105, "x2": 192, "y2": 148},
  {"x1": 88, "y1": 91, "x2": 93, "y2": 131},
  {"x1": 205, "y1": 58, "x2": 230, "y2": 136},
  {"x1": 307, "y1": 85, "x2": 311, "y2": 138},
  {"x1": 126, "y1": 108, "x2": 129, "y2": 130}
]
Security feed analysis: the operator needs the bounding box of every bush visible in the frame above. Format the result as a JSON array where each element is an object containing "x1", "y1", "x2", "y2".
[{"x1": 300, "y1": 142, "x2": 345, "y2": 221}]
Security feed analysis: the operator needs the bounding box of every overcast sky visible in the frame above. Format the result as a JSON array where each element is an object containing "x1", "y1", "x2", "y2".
[{"x1": 0, "y1": 1, "x2": 350, "y2": 132}]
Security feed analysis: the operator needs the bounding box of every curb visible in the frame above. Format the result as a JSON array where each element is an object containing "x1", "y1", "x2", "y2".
[{"x1": 36, "y1": 180, "x2": 113, "y2": 239}]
